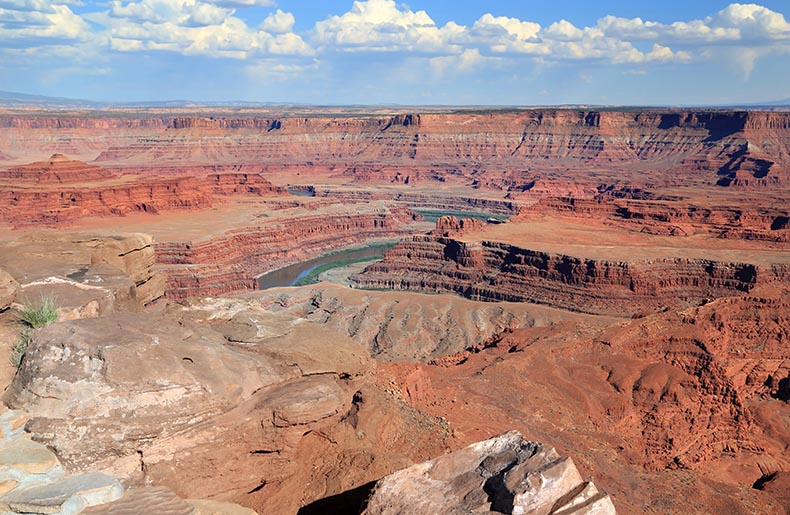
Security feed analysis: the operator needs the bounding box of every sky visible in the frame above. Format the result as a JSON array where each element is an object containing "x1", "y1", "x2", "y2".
[{"x1": 1, "y1": 0, "x2": 789, "y2": 105}]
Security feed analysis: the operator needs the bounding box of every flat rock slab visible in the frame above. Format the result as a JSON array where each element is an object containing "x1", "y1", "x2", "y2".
[
  {"x1": 0, "y1": 436, "x2": 63, "y2": 478},
  {"x1": 82, "y1": 487, "x2": 194, "y2": 515},
  {"x1": 0, "y1": 411, "x2": 28, "y2": 441},
  {"x1": 0, "y1": 472, "x2": 122, "y2": 515}
]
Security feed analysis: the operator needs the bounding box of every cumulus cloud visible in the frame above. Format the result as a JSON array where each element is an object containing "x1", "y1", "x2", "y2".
[
  {"x1": 472, "y1": 14, "x2": 541, "y2": 41},
  {"x1": 260, "y1": 9, "x2": 295, "y2": 34},
  {"x1": 107, "y1": 0, "x2": 231, "y2": 26},
  {"x1": 0, "y1": 1, "x2": 91, "y2": 41},
  {"x1": 1, "y1": 0, "x2": 788, "y2": 90},
  {"x1": 209, "y1": 0, "x2": 274, "y2": 6},
  {"x1": 90, "y1": 0, "x2": 312, "y2": 58},
  {"x1": 313, "y1": 0, "x2": 463, "y2": 53},
  {"x1": 309, "y1": 0, "x2": 708, "y2": 66}
]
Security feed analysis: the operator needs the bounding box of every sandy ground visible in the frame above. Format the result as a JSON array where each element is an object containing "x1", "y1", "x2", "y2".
[{"x1": 315, "y1": 260, "x2": 377, "y2": 286}]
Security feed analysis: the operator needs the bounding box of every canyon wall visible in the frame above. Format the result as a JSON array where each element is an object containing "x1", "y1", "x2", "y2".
[
  {"x1": 2, "y1": 110, "x2": 789, "y2": 189},
  {"x1": 0, "y1": 155, "x2": 285, "y2": 226},
  {"x1": 354, "y1": 234, "x2": 788, "y2": 316},
  {"x1": 156, "y1": 207, "x2": 418, "y2": 299},
  {"x1": 303, "y1": 187, "x2": 520, "y2": 214},
  {"x1": 521, "y1": 196, "x2": 790, "y2": 241}
]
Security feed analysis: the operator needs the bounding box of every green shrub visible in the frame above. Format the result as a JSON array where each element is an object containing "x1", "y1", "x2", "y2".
[
  {"x1": 19, "y1": 294, "x2": 59, "y2": 329},
  {"x1": 13, "y1": 294, "x2": 59, "y2": 368}
]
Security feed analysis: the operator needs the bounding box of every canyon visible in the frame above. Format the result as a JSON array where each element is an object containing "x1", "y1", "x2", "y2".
[{"x1": 0, "y1": 106, "x2": 788, "y2": 514}]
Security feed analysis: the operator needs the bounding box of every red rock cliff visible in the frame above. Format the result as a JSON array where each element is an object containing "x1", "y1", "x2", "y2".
[
  {"x1": 353, "y1": 234, "x2": 788, "y2": 316},
  {"x1": 3, "y1": 110, "x2": 789, "y2": 188}
]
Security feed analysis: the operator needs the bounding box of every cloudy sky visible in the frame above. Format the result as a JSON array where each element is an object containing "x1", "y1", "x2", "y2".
[{"x1": 1, "y1": 0, "x2": 789, "y2": 105}]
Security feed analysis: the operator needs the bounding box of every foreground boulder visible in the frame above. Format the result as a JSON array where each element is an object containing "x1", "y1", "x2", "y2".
[
  {"x1": 0, "y1": 268, "x2": 18, "y2": 310},
  {"x1": 363, "y1": 431, "x2": 616, "y2": 515},
  {"x1": 4, "y1": 301, "x2": 449, "y2": 514},
  {"x1": 0, "y1": 234, "x2": 166, "y2": 316}
]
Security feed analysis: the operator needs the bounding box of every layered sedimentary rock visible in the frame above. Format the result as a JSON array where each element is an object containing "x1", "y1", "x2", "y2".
[
  {"x1": 207, "y1": 173, "x2": 285, "y2": 196},
  {"x1": 0, "y1": 153, "x2": 114, "y2": 183},
  {"x1": 156, "y1": 206, "x2": 417, "y2": 299},
  {"x1": 363, "y1": 431, "x2": 615, "y2": 515},
  {"x1": 302, "y1": 187, "x2": 520, "y2": 215},
  {"x1": 354, "y1": 230, "x2": 787, "y2": 317},
  {"x1": 0, "y1": 233, "x2": 165, "y2": 308},
  {"x1": 0, "y1": 155, "x2": 285, "y2": 226},
  {"x1": 2, "y1": 110, "x2": 789, "y2": 189},
  {"x1": 522, "y1": 196, "x2": 790, "y2": 241},
  {"x1": 434, "y1": 215, "x2": 486, "y2": 235}
]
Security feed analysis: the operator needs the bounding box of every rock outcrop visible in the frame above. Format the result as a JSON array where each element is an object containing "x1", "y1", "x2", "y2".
[
  {"x1": 243, "y1": 285, "x2": 608, "y2": 362},
  {"x1": 0, "y1": 234, "x2": 165, "y2": 309},
  {"x1": 0, "y1": 268, "x2": 18, "y2": 310},
  {"x1": 3, "y1": 292, "x2": 450, "y2": 514},
  {"x1": 362, "y1": 431, "x2": 615, "y2": 515},
  {"x1": 0, "y1": 154, "x2": 114, "y2": 184},
  {"x1": 156, "y1": 206, "x2": 417, "y2": 299},
  {"x1": 0, "y1": 155, "x2": 285, "y2": 227},
  {"x1": 353, "y1": 234, "x2": 786, "y2": 316},
  {"x1": 379, "y1": 283, "x2": 790, "y2": 514},
  {"x1": 2, "y1": 110, "x2": 789, "y2": 190},
  {"x1": 520, "y1": 196, "x2": 790, "y2": 242},
  {"x1": 306, "y1": 188, "x2": 520, "y2": 215},
  {"x1": 0, "y1": 407, "x2": 124, "y2": 515},
  {"x1": 434, "y1": 215, "x2": 487, "y2": 236},
  {"x1": 0, "y1": 407, "x2": 257, "y2": 515}
]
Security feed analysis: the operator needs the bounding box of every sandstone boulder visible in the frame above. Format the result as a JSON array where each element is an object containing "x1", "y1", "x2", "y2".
[
  {"x1": 0, "y1": 268, "x2": 17, "y2": 311},
  {"x1": 362, "y1": 431, "x2": 615, "y2": 515},
  {"x1": 5, "y1": 297, "x2": 449, "y2": 515},
  {"x1": 0, "y1": 234, "x2": 165, "y2": 313},
  {"x1": 4, "y1": 313, "x2": 269, "y2": 471}
]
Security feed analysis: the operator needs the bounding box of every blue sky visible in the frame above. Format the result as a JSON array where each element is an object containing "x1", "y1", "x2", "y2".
[{"x1": 1, "y1": 0, "x2": 789, "y2": 105}]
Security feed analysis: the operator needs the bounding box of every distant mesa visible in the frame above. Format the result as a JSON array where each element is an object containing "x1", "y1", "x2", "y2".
[
  {"x1": 0, "y1": 154, "x2": 116, "y2": 184},
  {"x1": 0, "y1": 155, "x2": 286, "y2": 226}
]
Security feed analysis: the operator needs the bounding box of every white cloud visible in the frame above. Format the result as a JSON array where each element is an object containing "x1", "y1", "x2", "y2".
[
  {"x1": 309, "y1": 1, "x2": 701, "y2": 66},
  {"x1": 108, "y1": 0, "x2": 230, "y2": 26},
  {"x1": 92, "y1": 0, "x2": 312, "y2": 58},
  {"x1": 313, "y1": 0, "x2": 463, "y2": 53},
  {"x1": 429, "y1": 48, "x2": 496, "y2": 77},
  {"x1": 596, "y1": 3, "x2": 790, "y2": 44},
  {"x1": 209, "y1": 0, "x2": 274, "y2": 6},
  {"x1": 472, "y1": 14, "x2": 541, "y2": 41},
  {"x1": 2, "y1": 0, "x2": 789, "y2": 92},
  {"x1": 260, "y1": 9, "x2": 294, "y2": 34},
  {"x1": 544, "y1": 19, "x2": 585, "y2": 40},
  {"x1": 0, "y1": 2, "x2": 91, "y2": 40},
  {"x1": 713, "y1": 3, "x2": 790, "y2": 40}
]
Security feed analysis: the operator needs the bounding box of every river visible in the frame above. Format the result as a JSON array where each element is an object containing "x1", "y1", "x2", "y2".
[{"x1": 257, "y1": 243, "x2": 395, "y2": 289}]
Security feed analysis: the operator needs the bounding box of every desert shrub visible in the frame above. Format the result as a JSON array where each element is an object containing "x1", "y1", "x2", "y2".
[
  {"x1": 12, "y1": 294, "x2": 59, "y2": 368},
  {"x1": 19, "y1": 294, "x2": 59, "y2": 329}
]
